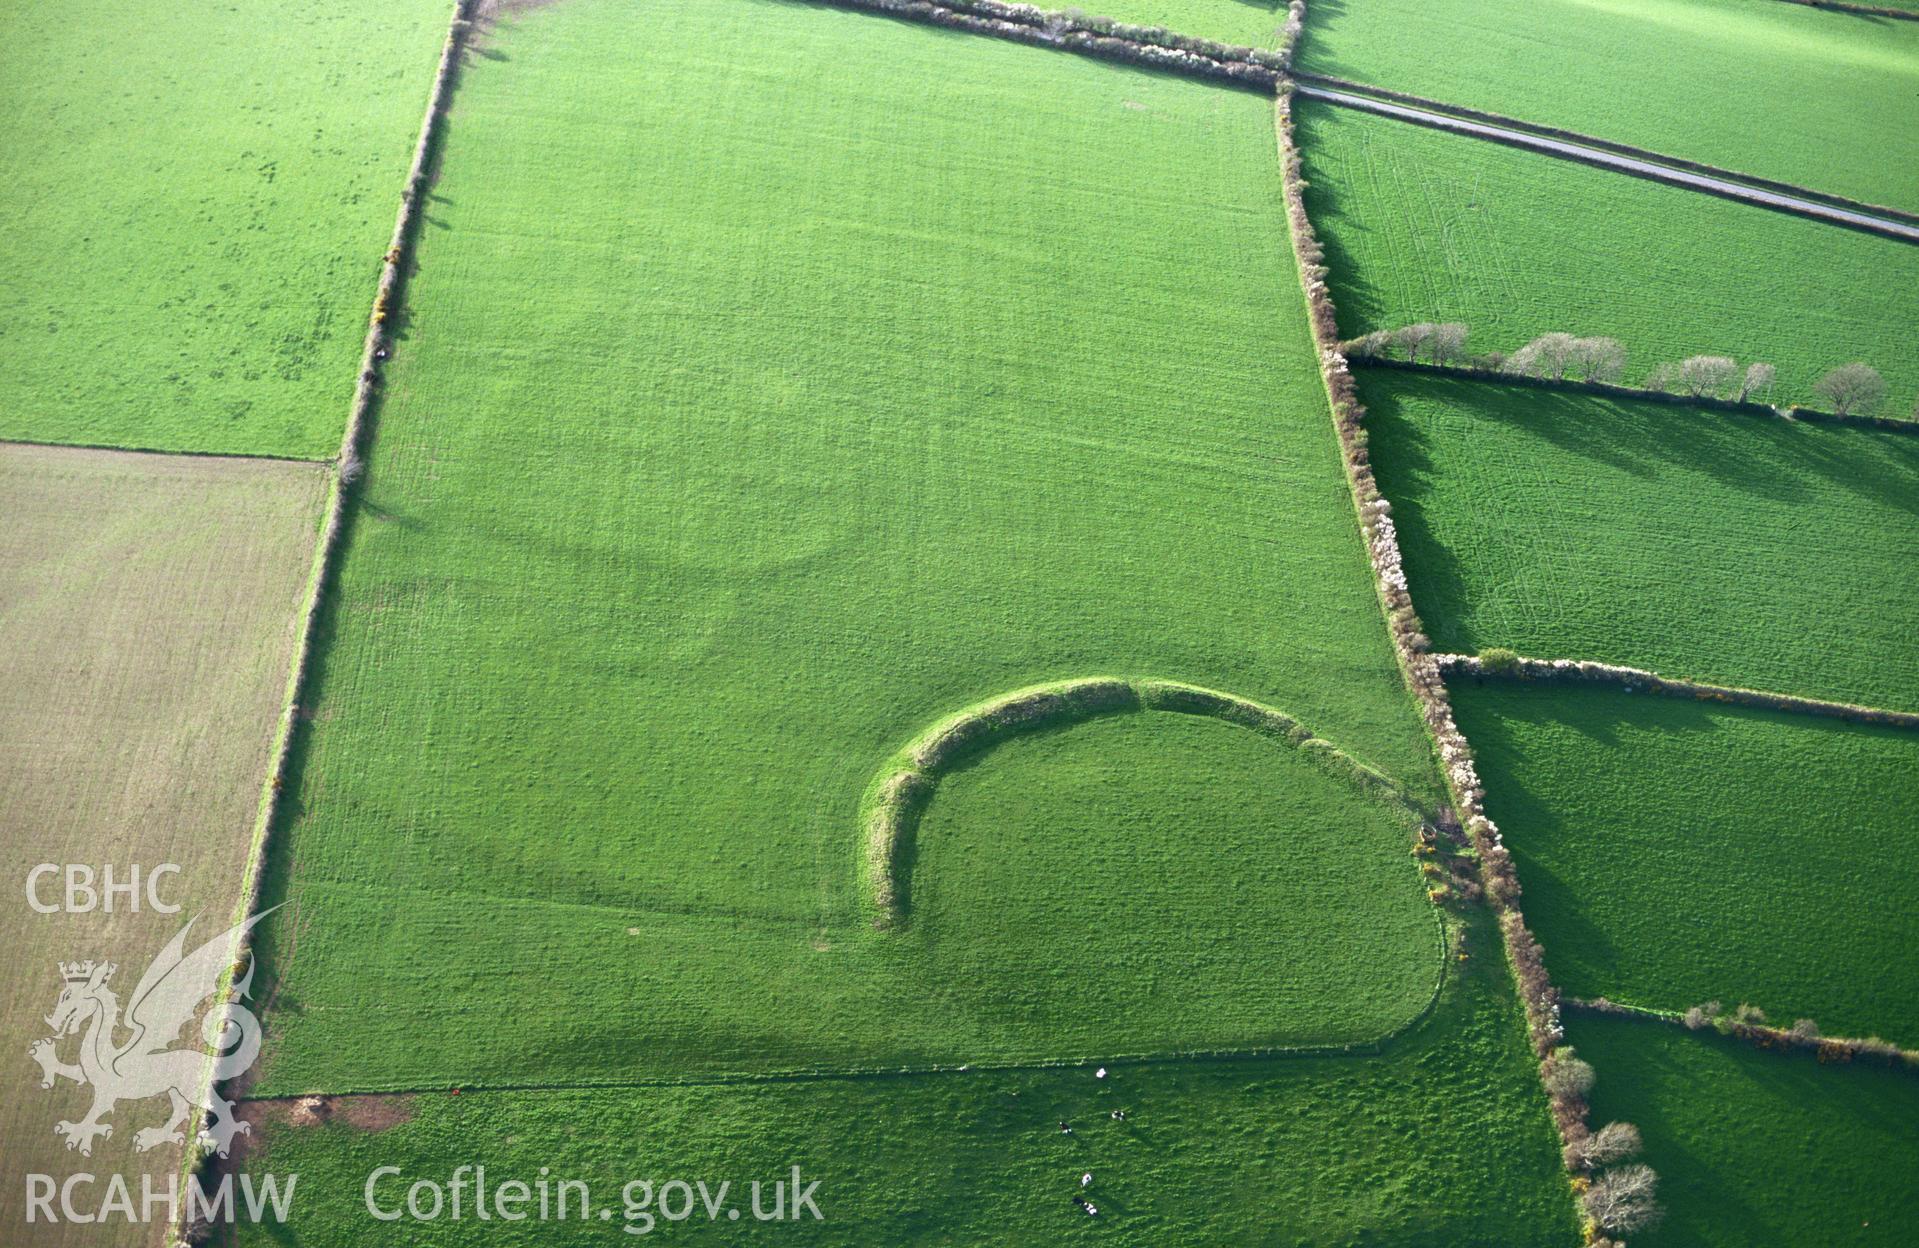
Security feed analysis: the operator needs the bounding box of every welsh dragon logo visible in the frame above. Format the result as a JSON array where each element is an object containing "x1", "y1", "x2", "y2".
[{"x1": 27, "y1": 910, "x2": 273, "y2": 1159}]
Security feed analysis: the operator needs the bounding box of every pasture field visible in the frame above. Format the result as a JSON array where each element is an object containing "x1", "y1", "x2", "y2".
[
  {"x1": 1295, "y1": 0, "x2": 1919, "y2": 212},
  {"x1": 1451, "y1": 680, "x2": 1919, "y2": 1045},
  {"x1": 1571, "y1": 1014, "x2": 1919, "y2": 1248},
  {"x1": 0, "y1": 443, "x2": 328, "y2": 1243},
  {"x1": 1361, "y1": 371, "x2": 1919, "y2": 710},
  {"x1": 257, "y1": 707, "x2": 1444, "y2": 1092},
  {"x1": 0, "y1": 0, "x2": 451, "y2": 458},
  {"x1": 233, "y1": 927, "x2": 1575, "y2": 1246},
  {"x1": 246, "y1": 0, "x2": 1448, "y2": 1095},
  {"x1": 900, "y1": 710, "x2": 1442, "y2": 1050},
  {"x1": 1293, "y1": 99, "x2": 1919, "y2": 406}
]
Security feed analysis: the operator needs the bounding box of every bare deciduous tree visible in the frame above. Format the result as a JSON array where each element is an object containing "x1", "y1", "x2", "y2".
[
  {"x1": 1567, "y1": 1121, "x2": 1643, "y2": 1171},
  {"x1": 1393, "y1": 322, "x2": 1436, "y2": 364},
  {"x1": 1677, "y1": 355, "x2": 1739, "y2": 398},
  {"x1": 1643, "y1": 362, "x2": 1678, "y2": 393},
  {"x1": 1343, "y1": 331, "x2": 1394, "y2": 360},
  {"x1": 1683, "y1": 1000, "x2": 1722, "y2": 1030},
  {"x1": 1429, "y1": 322, "x2": 1469, "y2": 365},
  {"x1": 1737, "y1": 362, "x2": 1775, "y2": 403},
  {"x1": 1569, "y1": 336, "x2": 1626, "y2": 383},
  {"x1": 1583, "y1": 1165, "x2": 1662, "y2": 1235},
  {"x1": 1507, "y1": 332, "x2": 1579, "y2": 380},
  {"x1": 1813, "y1": 362, "x2": 1887, "y2": 416}
]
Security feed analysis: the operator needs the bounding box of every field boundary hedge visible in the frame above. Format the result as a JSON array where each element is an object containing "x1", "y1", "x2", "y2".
[
  {"x1": 0, "y1": 435, "x2": 331, "y2": 466},
  {"x1": 1353, "y1": 358, "x2": 1919, "y2": 433},
  {"x1": 1439, "y1": 653, "x2": 1919, "y2": 728},
  {"x1": 1277, "y1": 81, "x2": 1605, "y2": 1225},
  {"x1": 178, "y1": 0, "x2": 478, "y2": 1234},
  {"x1": 1568, "y1": 997, "x2": 1919, "y2": 1073},
  {"x1": 803, "y1": 0, "x2": 1294, "y2": 89},
  {"x1": 860, "y1": 675, "x2": 1433, "y2": 926},
  {"x1": 1293, "y1": 71, "x2": 1919, "y2": 230},
  {"x1": 1773, "y1": 0, "x2": 1919, "y2": 21}
]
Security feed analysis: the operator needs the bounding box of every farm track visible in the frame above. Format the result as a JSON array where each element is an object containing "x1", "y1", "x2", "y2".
[{"x1": 1295, "y1": 83, "x2": 1919, "y2": 244}]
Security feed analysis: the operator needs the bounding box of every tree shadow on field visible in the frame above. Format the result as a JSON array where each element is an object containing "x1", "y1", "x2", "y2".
[
  {"x1": 1292, "y1": 0, "x2": 1359, "y2": 75},
  {"x1": 1440, "y1": 682, "x2": 1625, "y2": 985},
  {"x1": 1353, "y1": 379, "x2": 1479, "y2": 652},
  {"x1": 1291, "y1": 101, "x2": 1389, "y2": 339},
  {"x1": 1365, "y1": 372, "x2": 1919, "y2": 520}
]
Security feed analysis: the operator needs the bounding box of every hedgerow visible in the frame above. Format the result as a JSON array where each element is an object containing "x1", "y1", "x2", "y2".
[
  {"x1": 1441, "y1": 652, "x2": 1919, "y2": 729},
  {"x1": 1277, "y1": 75, "x2": 1638, "y2": 1237}
]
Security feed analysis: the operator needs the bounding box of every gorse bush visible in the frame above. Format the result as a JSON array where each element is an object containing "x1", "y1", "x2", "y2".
[
  {"x1": 1542, "y1": 1046, "x2": 1597, "y2": 1099},
  {"x1": 1477, "y1": 647, "x2": 1522, "y2": 675}
]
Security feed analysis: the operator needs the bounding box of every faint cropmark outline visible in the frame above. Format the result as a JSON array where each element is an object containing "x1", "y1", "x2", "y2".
[{"x1": 26, "y1": 909, "x2": 275, "y2": 1159}]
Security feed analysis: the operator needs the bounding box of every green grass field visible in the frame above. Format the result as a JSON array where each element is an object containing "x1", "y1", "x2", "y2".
[
  {"x1": 0, "y1": 0, "x2": 450, "y2": 457},
  {"x1": 1294, "y1": 99, "x2": 1919, "y2": 407},
  {"x1": 0, "y1": 443, "x2": 327, "y2": 1244},
  {"x1": 234, "y1": 923, "x2": 1575, "y2": 1246},
  {"x1": 1452, "y1": 680, "x2": 1919, "y2": 1045},
  {"x1": 247, "y1": 0, "x2": 1447, "y2": 1094},
  {"x1": 906, "y1": 710, "x2": 1442, "y2": 1049},
  {"x1": 1571, "y1": 1014, "x2": 1919, "y2": 1248},
  {"x1": 1362, "y1": 371, "x2": 1919, "y2": 710},
  {"x1": 1296, "y1": 0, "x2": 1919, "y2": 212}
]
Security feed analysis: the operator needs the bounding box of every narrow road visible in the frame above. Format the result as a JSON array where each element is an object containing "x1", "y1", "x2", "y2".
[{"x1": 1294, "y1": 84, "x2": 1919, "y2": 245}]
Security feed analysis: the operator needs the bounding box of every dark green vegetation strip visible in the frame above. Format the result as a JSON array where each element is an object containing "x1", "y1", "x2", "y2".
[
  {"x1": 0, "y1": 0, "x2": 454, "y2": 457},
  {"x1": 1363, "y1": 371, "x2": 1919, "y2": 711},
  {"x1": 862, "y1": 677, "x2": 1414, "y2": 924},
  {"x1": 1569, "y1": 1013, "x2": 1919, "y2": 1247},
  {"x1": 1295, "y1": 100, "x2": 1919, "y2": 405},
  {"x1": 1454, "y1": 680, "x2": 1919, "y2": 1046},
  {"x1": 1295, "y1": 0, "x2": 1919, "y2": 212},
  {"x1": 248, "y1": 0, "x2": 1443, "y2": 1092},
  {"x1": 231, "y1": 914, "x2": 1575, "y2": 1246}
]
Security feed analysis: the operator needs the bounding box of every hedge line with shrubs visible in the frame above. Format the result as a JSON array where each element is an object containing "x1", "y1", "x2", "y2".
[
  {"x1": 1571, "y1": 996, "x2": 1919, "y2": 1073},
  {"x1": 1352, "y1": 357, "x2": 1919, "y2": 434},
  {"x1": 811, "y1": 0, "x2": 1289, "y2": 89},
  {"x1": 1442, "y1": 652, "x2": 1919, "y2": 729},
  {"x1": 1277, "y1": 81, "x2": 1647, "y2": 1239},
  {"x1": 184, "y1": 2, "x2": 479, "y2": 1240}
]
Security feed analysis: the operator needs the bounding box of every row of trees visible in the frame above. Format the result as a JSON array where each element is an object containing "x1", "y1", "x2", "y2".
[
  {"x1": 1348, "y1": 322, "x2": 1471, "y2": 366},
  {"x1": 1541, "y1": 1047, "x2": 1663, "y2": 1238},
  {"x1": 1345, "y1": 322, "x2": 1902, "y2": 418}
]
